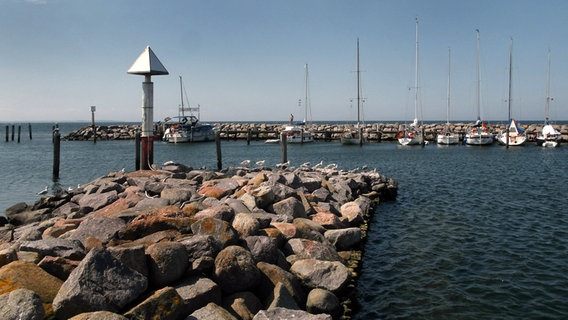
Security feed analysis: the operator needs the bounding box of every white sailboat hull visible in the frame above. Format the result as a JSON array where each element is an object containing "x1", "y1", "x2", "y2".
[
  {"x1": 398, "y1": 136, "x2": 422, "y2": 145},
  {"x1": 436, "y1": 133, "x2": 459, "y2": 145}
]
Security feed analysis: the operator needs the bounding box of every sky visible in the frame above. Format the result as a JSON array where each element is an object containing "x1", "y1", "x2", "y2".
[{"x1": 1, "y1": 0, "x2": 567, "y2": 123}]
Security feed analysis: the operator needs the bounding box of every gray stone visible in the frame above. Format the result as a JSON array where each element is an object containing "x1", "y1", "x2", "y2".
[
  {"x1": 174, "y1": 276, "x2": 222, "y2": 315},
  {"x1": 214, "y1": 245, "x2": 261, "y2": 294},
  {"x1": 68, "y1": 216, "x2": 126, "y2": 246},
  {"x1": 186, "y1": 302, "x2": 238, "y2": 320},
  {"x1": 18, "y1": 237, "x2": 86, "y2": 260},
  {"x1": 268, "y1": 282, "x2": 300, "y2": 310},
  {"x1": 77, "y1": 190, "x2": 118, "y2": 211},
  {"x1": 0, "y1": 288, "x2": 44, "y2": 320},
  {"x1": 161, "y1": 186, "x2": 195, "y2": 204},
  {"x1": 108, "y1": 245, "x2": 148, "y2": 277},
  {"x1": 180, "y1": 234, "x2": 222, "y2": 261},
  {"x1": 146, "y1": 241, "x2": 189, "y2": 287},
  {"x1": 68, "y1": 311, "x2": 128, "y2": 319},
  {"x1": 339, "y1": 201, "x2": 364, "y2": 226},
  {"x1": 256, "y1": 261, "x2": 306, "y2": 309},
  {"x1": 284, "y1": 238, "x2": 341, "y2": 262},
  {"x1": 222, "y1": 291, "x2": 262, "y2": 320},
  {"x1": 253, "y1": 307, "x2": 332, "y2": 320},
  {"x1": 52, "y1": 248, "x2": 148, "y2": 319},
  {"x1": 191, "y1": 218, "x2": 238, "y2": 248},
  {"x1": 270, "y1": 197, "x2": 307, "y2": 219},
  {"x1": 324, "y1": 227, "x2": 362, "y2": 250},
  {"x1": 232, "y1": 213, "x2": 260, "y2": 238},
  {"x1": 244, "y1": 236, "x2": 279, "y2": 264},
  {"x1": 306, "y1": 288, "x2": 342, "y2": 318},
  {"x1": 290, "y1": 259, "x2": 351, "y2": 294},
  {"x1": 123, "y1": 287, "x2": 183, "y2": 320}
]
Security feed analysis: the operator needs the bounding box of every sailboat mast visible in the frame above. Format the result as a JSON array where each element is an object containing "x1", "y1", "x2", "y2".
[
  {"x1": 476, "y1": 29, "x2": 481, "y2": 121},
  {"x1": 179, "y1": 76, "x2": 184, "y2": 118},
  {"x1": 414, "y1": 18, "x2": 419, "y2": 123},
  {"x1": 545, "y1": 49, "x2": 551, "y2": 124},
  {"x1": 356, "y1": 38, "x2": 361, "y2": 126},
  {"x1": 506, "y1": 38, "x2": 513, "y2": 148},
  {"x1": 304, "y1": 64, "x2": 309, "y2": 125},
  {"x1": 446, "y1": 48, "x2": 451, "y2": 125}
]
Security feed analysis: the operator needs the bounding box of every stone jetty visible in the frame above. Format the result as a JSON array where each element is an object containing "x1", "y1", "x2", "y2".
[
  {"x1": 0, "y1": 163, "x2": 397, "y2": 319},
  {"x1": 63, "y1": 122, "x2": 568, "y2": 142}
]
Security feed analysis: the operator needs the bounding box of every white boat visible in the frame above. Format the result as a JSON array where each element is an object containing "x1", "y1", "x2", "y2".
[
  {"x1": 398, "y1": 18, "x2": 423, "y2": 146},
  {"x1": 437, "y1": 48, "x2": 459, "y2": 145},
  {"x1": 341, "y1": 38, "x2": 366, "y2": 145},
  {"x1": 267, "y1": 64, "x2": 315, "y2": 144},
  {"x1": 163, "y1": 76, "x2": 217, "y2": 143},
  {"x1": 496, "y1": 39, "x2": 527, "y2": 147},
  {"x1": 536, "y1": 49, "x2": 561, "y2": 147},
  {"x1": 465, "y1": 30, "x2": 493, "y2": 146}
]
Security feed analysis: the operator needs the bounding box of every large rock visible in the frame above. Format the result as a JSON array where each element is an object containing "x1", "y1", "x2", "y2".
[
  {"x1": 191, "y1": 217, "x2": 238, "y2": 248},
  {"x1": 324, "y1": 227, "x2": 362, "y2": 250},
  {"x1": 52, "y1": 248, "x2": 148, "y2": 319},
  {"x1": 222, "y1": 291, "x2": 262, "y2": 320},
  {"x1": 284, "y1": 238, "x2": 341, "y2": 262},
  {"x1": 18, "y1": 237, "x2": 86, "y2": 260},
  {"x1": 290, "y1": 259, "x2": 351, "y2": 294},
  {"x1": 253, "y1": 307, "x2": 332, "y2": 320},
  {"x1": 306, "y1": 288, "x2": 342, "y2": 318},
  {"x1": 270, "y1": 197, "x2": 307, "y2": 219},
  {"x1": 67, "y1": 216, "x2": 126, "y2": 247},
  {"x1": 77, "y1": 190, "x2": 118, "y2": 212},
  {"x1": 339, "y1": 201, "x2": 364, "y2": 226},
  {"x1": 232, "y1": 213, "x2": 260, "y2": 238},
  {"x1": 256, "y1": 262, "x2": 306, "y2": 309},
  {"x1": 0, "y1": 288, "x2": 45, "y2": 320},
  {"x1": 123, "y1": 287, "x2": 183, "y2": 320},
  {"x1": 180, "y1": 234, "x2": 222, "y2": 261},
  {"x1": 214, "y1": 245, "x2": 261, "y2": 294},
  {"x1": 69, "y1": 311, "x2": 128, "y2": 319},
  {"x1": 187, "y1": 302, "x2": 238, "y2": 320},
  {"x1": 146, "y1": 241, "x2": 189, "y2": 287},
  {"x1": 0, "y1": 260, "x2": 63, "y2": 314},
  {"x1": 107, "y1": 244, "x2": 148, "y2": 277},
  {"x1": 244, "y1": 236, "x2": 279, "y2": 264},
  {"x1": 174, "y1": 276, "x2": 222, "y2": 315}
]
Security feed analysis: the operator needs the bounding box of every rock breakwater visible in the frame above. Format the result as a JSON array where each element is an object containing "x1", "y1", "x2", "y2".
[
  {"x1": 0, "y1": 163, "x2": 397, "y2": 319},
  {"x1": 63, "y1": 122, "x2": 568, "y2": 142}
]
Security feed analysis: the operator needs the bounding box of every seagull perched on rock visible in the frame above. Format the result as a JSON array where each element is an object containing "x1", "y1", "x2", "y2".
[
  {"x1": 324, "y1": 163, "x2": 337, "y2": 170},
  {"x1": 312, "y1": 160, "x2": 323, "y2": 169},
  {"x1": 37, "y1": 186, "x2": 48, "y2": 195},
  {"x1": 255, "y1": 160, "x2": 265, "y2": 166},
  {"x1": 240, "y1": 159, "x2": 251, "y2": 167},
  {"x1": 145, "y1": 190, "x2": 159, "y2": 199},
  {"x1": 275, "y1": 161, "x2": 290, "y2": 169},
  {"x1": 163, "y1": 160, "x2": 176, "y2": 166}
]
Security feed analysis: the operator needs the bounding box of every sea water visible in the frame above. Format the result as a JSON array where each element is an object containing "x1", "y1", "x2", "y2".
[{"x1": 1, "y1": 122, "x2": 567, "y2": 319}]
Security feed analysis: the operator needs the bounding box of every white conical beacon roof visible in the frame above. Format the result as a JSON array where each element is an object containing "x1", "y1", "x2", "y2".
[{"x1": 127, "y1": 46, "x2": 169, "y2": 76}]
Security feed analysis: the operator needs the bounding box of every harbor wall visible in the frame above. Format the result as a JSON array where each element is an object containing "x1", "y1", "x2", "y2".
[
  {"x1": 63, "y1": 122, "x2": 568, "y2": 142},
  {"x1": 0, "y1": 164, "x2": 397, "y2": 319}
]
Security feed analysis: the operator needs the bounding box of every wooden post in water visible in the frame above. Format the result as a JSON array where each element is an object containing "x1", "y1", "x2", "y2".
[
  {"x1": 53, "y1": 128, "x2": 60, "y2": 179},
  {"x1": 216, "y1": 132, "x2": 222, "y2": 171},
  {"x1": 246, "y1": 128, "x2": 251, "y2": 145},
  {"x1": 28, "y1": 123, "x2": 32, "y2": 140},
  {"x1": 91, "y1": 106, "x2": 97, "y2": 144},
  {"x1": 17, "y1": 125, "x2": 21, "y2": 143},
  {"x1": 4, "y1": 125, "x2": 8, "y2": 142},
  {"x1": 135, "y1": 131, "x2": 141, "y2": 171},
  {"x1": 280, "y1": 131, "x2": 287, "y2": 164},
  {"x1": 359, "y1": 127, "x2": 363, "y2": 146},
  {"x1": 11, "y1": 125, "x2": 15, "y2": 141}
]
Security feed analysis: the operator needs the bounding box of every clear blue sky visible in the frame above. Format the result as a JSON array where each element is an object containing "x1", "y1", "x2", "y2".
[{"x1": 1, "y1": 0, "x2": 567, "y2": 123}]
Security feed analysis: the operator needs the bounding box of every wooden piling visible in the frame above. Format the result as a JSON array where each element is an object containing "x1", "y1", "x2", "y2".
[
  {"x1": 17, "y1": 125, "x2": 21, "y2": 143},
  {"x1": 216, "y1": 132, "x2": 222, "y2": 171},
  {"x1": 135, "y1": 131, "x2": 141, "y2": 171},
  {"x1": 53, "y1": 130, "x2": 60, "y2": 179},
  {"x1": 5, "y1": 125, "x2": 8, "y2": 142},
  {"x1": 28, "y1": 123, "x2": 32, "y2": 140},
  {"x1": 247, "y1": 128, "x2": 251, "y2": 145},
  {"x1": 280, "y1": 131, "x2": 287, "y2": 164},
  {"x1": 11, "y1": 125, "x2": 15, "y2": 141}
]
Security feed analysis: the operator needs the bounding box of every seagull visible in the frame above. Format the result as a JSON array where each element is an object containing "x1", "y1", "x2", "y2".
[
  {"x1": 312, "y1": 160, "x2": 323, "y2": 169},
  {"x1": 255, "y1": 160, "x2": 265, "y2": 166},
  {"x1": 275, "y1": 161, "x2": 290, "y2": 169},
  {"x1": 67, "y1": 186, "x2": 73, "y2": 191},
  {"x1": 163, "y1": 160, "x2": 176, "y2": 166},
  {"x1": 300, "y1": 161, "x2": 311, "y2": 168},
  {"x1": 37, "y1": 186, "x2": 48, "y2": 195},
  {"x1": 240, "y1": 159, "x2": 251, "y2": 167},
  {"x1": 120, "y1": 168, "x2": 125, "y2": 173},
  {"x1": 324, "y1": 163, "x2": 337, "y2": 170}
]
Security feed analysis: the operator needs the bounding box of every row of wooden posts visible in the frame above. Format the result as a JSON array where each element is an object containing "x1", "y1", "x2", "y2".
[{"x1": 4, "y1": 124, "x2": 33, "y2": 143}]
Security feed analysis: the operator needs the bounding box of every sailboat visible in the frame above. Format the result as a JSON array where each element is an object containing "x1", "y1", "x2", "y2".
[
  {"x1": 341, "y1": 38, "x2": 366, "y2": 145},
  {"x1": 465, "y1": 29, "x2": 493, "y2": 145},
  {"x1": 280, "y1": 64, "x2": 315, "y2": 144},
  {"x1": 397, "y1": 18, "x2": 423, "y2": 146},
  {"x1": 536, "y1": 49, "x2": 561, "y2": 147},
  {"x1": 437, "y1": 48, "x2": 459, "y2": 145},
  {"x1": 162, "y1": 76, "x2": 217, "y2": 143},
  {"x1": 496, "y1": 38, "x2": 526, "y2": 146}
]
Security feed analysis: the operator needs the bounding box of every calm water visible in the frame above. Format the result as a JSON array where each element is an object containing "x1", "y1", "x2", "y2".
[{"x1": 1, "y1": 122, "x2": 567, "y2": 319}]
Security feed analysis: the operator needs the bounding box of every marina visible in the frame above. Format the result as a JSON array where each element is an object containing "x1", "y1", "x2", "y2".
[{"x1": 1, "y1": 122, "x2": 567, "y2": 318}]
